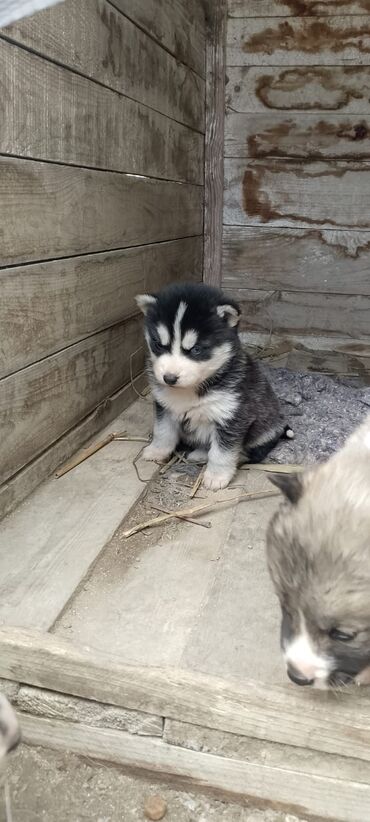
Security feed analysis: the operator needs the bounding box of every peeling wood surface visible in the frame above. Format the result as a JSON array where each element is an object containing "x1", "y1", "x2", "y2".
[
  {"x1": 228, "y1": 1, "x2": 370, "y2": 16},
  {"x1": 0, "y1": 238, "x2": 202, "y2": 380},
  {"x1": 21, "y1": 714, "x2": 370, "y2": 822},
  {"x1": 227, "y1": 16, "x2": 370, "y2": 66},
  {"x1": 226, "y1": 65, "x2": 370, "y2": 114},
  {"x1": 0, "y1": 38, "x2": 203, "y2": 183},
  {"x1": 111, "y1": 0, "x2": 206, "y2": 77},
  {"x1": 0, "y1": 317, "x2": 144, "y2": 486},
  {"x1": 224, "y1": 158, "x2": 370, "y2": 230},
  {"x1": 223, "y1": 226, "x2": 370, "y2": 294},
  {"x1": 225, "y1": 112, "x2": 370, "y2": 159},
  {"x1": 230, "y1": 289, "x2": 370, "y2": 339},
  {"x1": 0, "y1": 157, "x2": 202, "y2": 267},
  {"x1": 2, "y1": 0, "x2": 205, "y2": 131}
]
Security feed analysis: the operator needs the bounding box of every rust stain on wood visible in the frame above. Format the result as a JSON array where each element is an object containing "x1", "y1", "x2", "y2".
[
  {"x1": 248, "y1": 119, "x2": 370, "y2": 159},
  {"x1": 245, "y1": 19, "x2": 370, "y2": 58},
  {"x1": 280, "y1": 0, "x2": 370, "y2": 14},
  {"x1": 255, "y1": 67, "x2": 368, "y2": 111}
]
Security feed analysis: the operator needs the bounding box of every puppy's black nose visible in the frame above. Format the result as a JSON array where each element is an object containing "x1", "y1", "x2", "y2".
[
  {"x1": 287, "y1": 664, "x2": 314, "y2": 687},
  {"x1": 163, "y1": 373, "x2": 178, "y2": 386}
]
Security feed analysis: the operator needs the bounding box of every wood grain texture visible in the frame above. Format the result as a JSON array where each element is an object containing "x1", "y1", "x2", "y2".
[
  {"x1": 111, "y1": 0, "x2": 206, "y2": 77},
  {"x1": 21, "y1": 714, "x2": 370, "y2": 822},
  {"x1": 225, "y1": 112, "x2": 370, "y2": 159},
  {"x1": 228, "y1": 1, "x2": 370, "y2": 16},
  {"x1": 224, "y1": 158, "x2": 370, "y2": 230},
  {"x1": 17, "y1": 685, "x2": 163, "y2": 736},
  {"x1": 0, "y1": 157, "x2": 203, "y2": 267},
  {"x1": 2, "y1": 0, "x2": 205, "y2": 131},
  {"x1": 0, "y1": 38, "x2": 203, "y2": 183},
  {"x1": 3, "y1": 627, "x2": 370, "y2": 764},
  {"x1": 0, "y1": 400, "x2": 157, "y2": 629},
  {"x1": 0, "y1": 238, "x2": 202, "y2": 380},
  {"x1": 226, "y1": 65, "x2": 370, "y2": 114},
  {"x1": 0, "y1": 317, "x2": 144, "y2": 485},
  {"x1": 230, "y1": 288, "x2": 370, "y2": 339},
  {"x1": 227, "y1": 16, "x2": 370, "y2": 66},
  {"x1": 0, "y1": 373, "x2": 147, "y2": 520},
  {"x1": 204, "y1": 0, "x2": 226, "y2": 286},
  {"x1": 222, "y1": 226, "x2": 370, "y2": 294}
]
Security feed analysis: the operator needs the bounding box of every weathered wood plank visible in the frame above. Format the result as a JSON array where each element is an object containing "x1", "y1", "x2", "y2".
[
  {"x1": 17, "y1": 685, "x2": 163, "y2": 735},
  {"x1": 224, "y1": 158, "x2": 370, "y2": 230},
  {"x1": 2, "y1": 0, "x2": 205, "y2": 131},
  {"x1": 0, "y1": 38, "x2": 203, "y2": 183},
  {"x1": 0, "y1": 317, "x2": 144, "y2": 485},
  {"x1": 3, "y1": 627, "x2": 370, "y2": 764},
  {"x1": 0, "y1": 400, "x2": 157, "y2": 629},
  {"x1": 204, "y1": 0, "x2": 226, "y2": 286},
  {"x1": 0, "y1": 238, "x2": 202, "y2": 380},
  {"x1": 21, "y1": 714, "x2": 370, "y2": 822},
  {"x1": 0, "y1": 373, "x2": 147, "y2": 520},
  {"x1": 111, "y1": 0, "x2": 206, "y2": 77},
  {"x1": 227, "y1": 16, "x2": 370, "y2": 66},
  {"x1": 226, "y1": 66, "x2": 370, "y2": 115},
  {"x1": 0, "y1": 157, "x2": 203, "y2": 267},
  {"x1": 222, "y1": 226, "x2": 370, "y2": 294},
  {"x1": 228, "y1": 1, "x2": 370, "y2": 16},
  {"x1": 232, "y1": 288, "x2": 370, "y2": 339},
  {"x1": 225, "y1": 112, "x2": 370, "y2": 159}
]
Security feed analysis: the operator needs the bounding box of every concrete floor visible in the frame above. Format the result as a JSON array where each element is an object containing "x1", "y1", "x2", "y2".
[{"x1": 4, "y1": 744, "x2": 307, "y2": 822}]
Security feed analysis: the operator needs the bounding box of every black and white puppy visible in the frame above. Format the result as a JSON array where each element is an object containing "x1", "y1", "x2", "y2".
[{"x1": 136, "y1": 283, "x2": 293, "y2": 490}]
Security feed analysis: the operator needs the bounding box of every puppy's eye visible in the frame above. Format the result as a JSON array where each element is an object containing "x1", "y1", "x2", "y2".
[
  {"x1": 329, "y1": 628, "x2": 357, "y2": 642},
  {"x1": 191, "y1": 344, "x2": 201, "y2": 355}
]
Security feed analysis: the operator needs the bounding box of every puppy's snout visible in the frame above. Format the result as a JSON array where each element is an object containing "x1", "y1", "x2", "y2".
[
  {"x1": 287, "y1": 663, "x2": 314, "y2": 687},
  {"x1": 163, "y1": 373, "x2": 178, "y2": 386}
]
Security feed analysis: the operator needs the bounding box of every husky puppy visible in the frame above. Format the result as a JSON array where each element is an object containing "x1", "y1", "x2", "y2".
[
  {"x1": 267, "y1": 414, "x2": 370, "y2": 689},
  {"x1": 136, "y1": 283, "x2": 293, "y2": 490},
  {"x1": 0, "y1": 693, "x2": 20, "y2": 759}
]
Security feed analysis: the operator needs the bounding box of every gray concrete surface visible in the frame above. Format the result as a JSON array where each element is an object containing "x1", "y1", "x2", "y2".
[{"x1": 3, "y1": 743, "x2": 307, "y2": 822}]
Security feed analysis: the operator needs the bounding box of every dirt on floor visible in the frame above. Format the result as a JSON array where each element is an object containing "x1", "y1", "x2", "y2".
[{"x1": 3, "y1": 744, "x2": 308, "y2": 822}]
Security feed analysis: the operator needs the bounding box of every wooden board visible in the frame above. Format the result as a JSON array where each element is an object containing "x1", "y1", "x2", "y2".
[
  {"x1": 0, "y1": 401, "x2": 157, "y2": 630},
  {"x1": 20, "y1": 714, "x2": 370, "y2": 822},
  {"x1": 2, "y1": 0, "x2": 205, "y2": 131},
  {"x1": 225, "y1": 112, "x2": 370, "y2": 159},
  {"x1": 0, "y1": 373, "x2": 147, "y2": 520},
  {"x1": 224, "y1": 158, "x2": 370, "y2": 230},
  {"x1": 0, "y1": 237, "x2": 202, "y2": 380},
  {"x1": 226, "y1": 65, "x2": 370, "y2": 114},
  {"x1": 111, "y1": 0, "x2": 206, "y2": 77},
  {"x1": 204, "y1": 0, "x2": 226, "y2": 286},
  {"x1": 222, "y1": 226, "x2": 370, "y2": 294},
  {"x1": 228, "y1": 1, "x2": 370, "y2": 16},
  {"x1": 227, "y1": 16, "x2": 370, "y2": 66},
  {"x1": 0, "y1": 157, "x2": 203, "y2": 267},
  {"x1": 229, "y1": 288, "x2": 370, "y2": 339},
  {"x1": 3, "y1": 627, "x2": 370, "y2": 764},
  {"x1": 0, "y1": 38, "x2": 203, "y2": 183},
  {"x1": 0, "y1": 317, "x2": 144, "y2": 485}
]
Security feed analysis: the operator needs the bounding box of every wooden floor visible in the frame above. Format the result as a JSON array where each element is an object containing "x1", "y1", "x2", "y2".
[{"x1": 1, "y1": 398, "x2": 370, "y2": 821}]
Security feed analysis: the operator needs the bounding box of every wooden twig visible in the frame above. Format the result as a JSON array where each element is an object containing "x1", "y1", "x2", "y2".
[
  {"x1": 240, "y1": 463, "x2": 304, "y2": 474},
  {"x1": 114, "y1": 436, "x2": 149, "y2": 443},
  {"x1": 189, "y1": 465, "x2": 206, "y2": 498},
  {"x1": 55, "y1": 432, "x2": 118, "y2": 478},
  {"x1": 159, "y1": 455, "x2": 178, "y2": 475},
  {"x1": 151, "y1": 505, "x2": 211, "y2": 529},
  {"x1": 123, "y1": 490, "x2": 279, "y2": 539}
]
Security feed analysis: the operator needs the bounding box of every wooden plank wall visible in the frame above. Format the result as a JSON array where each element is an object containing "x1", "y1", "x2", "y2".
[
  {"x1": 222, "y1": 1, "x2": 370, "y2": 361},
  {"x1": 0, "y1": 0, "x2": 206, "y2": 517}
]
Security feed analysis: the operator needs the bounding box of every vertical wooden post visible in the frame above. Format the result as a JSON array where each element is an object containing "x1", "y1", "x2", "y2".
[{"x1": 203, "y1": 0, "x2": 226, "y2": 287}]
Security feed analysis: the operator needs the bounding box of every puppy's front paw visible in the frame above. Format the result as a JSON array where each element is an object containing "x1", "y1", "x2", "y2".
[
  {"x1": 203, "y1": 468, "x2": 233, "y2": 491},
  {"x1": 142, "y1": 444, "x2": 172, "y2": 463}
]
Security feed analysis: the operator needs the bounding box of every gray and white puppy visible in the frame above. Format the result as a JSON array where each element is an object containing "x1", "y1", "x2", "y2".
[
  {"x1": 267, "y1": 413, "x2": 370, "y2": 689},
  {"x1": 136, "y1": 283, "x2": 292, "y2": 490}
]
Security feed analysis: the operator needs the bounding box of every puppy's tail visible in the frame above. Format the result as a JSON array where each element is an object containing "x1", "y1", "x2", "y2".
[{"x1": 283, "y1": 424, "x2": 294, "y2": 440}]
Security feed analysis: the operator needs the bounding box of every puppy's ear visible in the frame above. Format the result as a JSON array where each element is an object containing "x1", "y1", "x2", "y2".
[
  {"x1": 135, "y1": 294, "x2": 157, "y2": 315},
  {"x1": 268, "y1": 472, "x2": 303, "y2": 505},
  {"x1": 216, "y1": 301, "x2": 241, "y2": 328}
]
